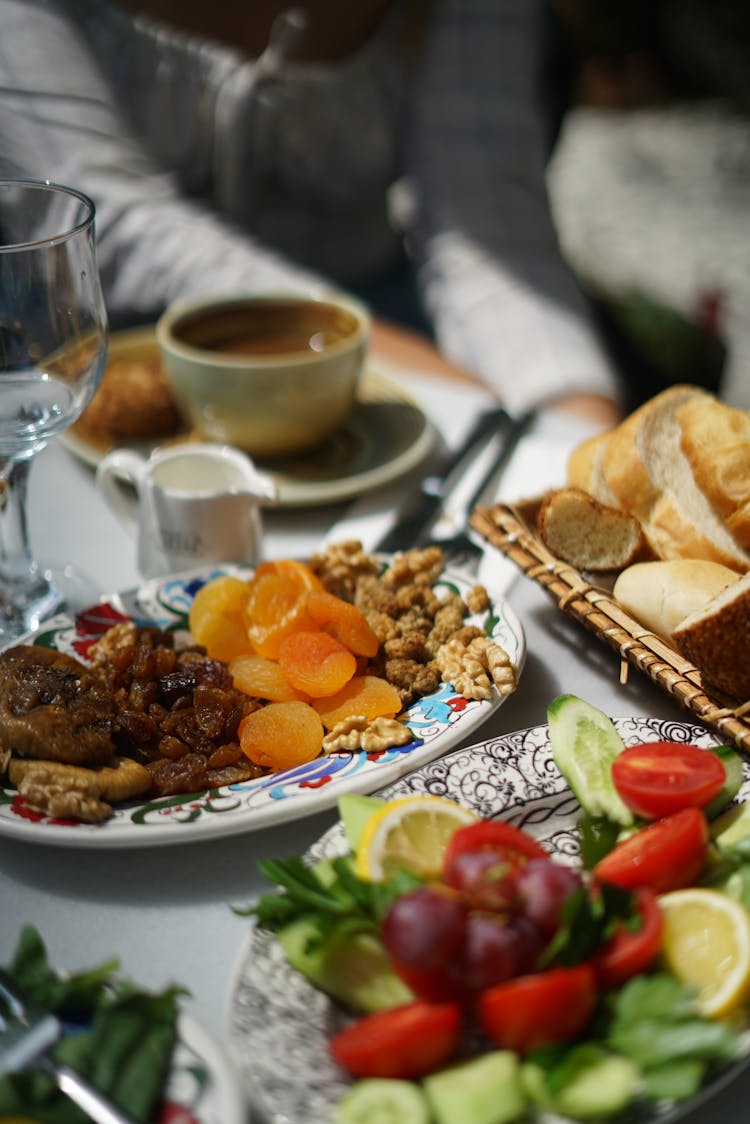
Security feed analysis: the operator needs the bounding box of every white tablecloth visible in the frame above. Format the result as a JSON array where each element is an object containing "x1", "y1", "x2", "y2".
[{"x1": 2, "y1": 362, "x2": 747, "y2": 1123}]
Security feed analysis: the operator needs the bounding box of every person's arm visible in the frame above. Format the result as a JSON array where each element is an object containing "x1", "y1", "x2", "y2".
[
  {"x1": 404, "y1": 0, "x2": 622, "y2": 420},
  {"x1": 0, "y1": 0, "x2": 326, "y2": 323}
]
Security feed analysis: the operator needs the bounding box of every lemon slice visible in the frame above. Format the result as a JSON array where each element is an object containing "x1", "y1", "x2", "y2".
[
  {"x1": 354, "y1": 794, "x2": 478, "y2": 881},
  {"x1": 659, "y1": 887, "x2": 750, "y2": 1018}
]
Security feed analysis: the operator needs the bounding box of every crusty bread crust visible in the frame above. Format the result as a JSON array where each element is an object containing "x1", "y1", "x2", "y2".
[
  {"x1": 646, "y1": 492, "x2": 750, "y2": 570},
  {"x1": 602, "y1": 384, "x2": 706, "y2": 523},
  {"x1": 566, "y1": 431, "x2": 617, "y2": 504},
  {"x1": 565, "y1": 385, "x2": 750, "y2": 571},
  {"x1": 678, "y1": 397, "x2": 750, "y2": 550},
  {"x1": 673, "y1": 571, "x2": 750, "y2": 700}
]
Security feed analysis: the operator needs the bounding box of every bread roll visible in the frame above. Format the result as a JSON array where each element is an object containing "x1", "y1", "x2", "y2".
[
  {"x1": 613, "y1": 559, "x2": 741, "y2": 642},
  {"x1": 673, "y1": 571, "x2": 750, "y2": 700},
  {"x1": 537, "y1": 488, "x2": 645, "y2": 572}
]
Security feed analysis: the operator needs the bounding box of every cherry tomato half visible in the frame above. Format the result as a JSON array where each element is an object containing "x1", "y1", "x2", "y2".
[
  {"x1": 329, "y1": 1000, "x2": 462, "y2": 1078},
  {"x1": 593, "y1": 806, "x2": 709, "y2": 894},
  {"x1": 592, "y1": 887, "x2": 663, "y2": 988},
  {"x1": 443, "y1": 820, "x2": 547, "y2": 873},
  {"x1": 611, "y1": 741, "x2": 725, "y2": 820},
  {"x1": 476, "y1": 965, "x2": 597, "y2": 1053}
]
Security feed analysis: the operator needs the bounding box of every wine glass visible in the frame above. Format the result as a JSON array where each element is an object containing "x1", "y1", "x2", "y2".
[{"x1": 0, "y1": 179, "x2": 109, "y2": 642}]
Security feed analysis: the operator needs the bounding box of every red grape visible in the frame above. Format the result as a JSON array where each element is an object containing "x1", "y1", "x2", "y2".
[
  {"x1": 515, "y1": 859, "x2": 582, "y2": 936},
  {"x1": 505, "y1": 914, "x2": 547, "y2": 974},
  {"x1": 381, "y1": 885, "x2": 467, "y2": 970},
  {"x1": 443, "y1": 848, "x2": 521, "y2": 911},
  {"x1": 462, "y1": 912, "x2": 523, "y2": 991}
]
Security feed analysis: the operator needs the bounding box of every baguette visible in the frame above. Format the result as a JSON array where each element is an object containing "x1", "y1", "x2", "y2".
[
  {"x1": 678, "y1": 396, "x2": 750, "y2": 551},
  {"x1": 537, "y1": 488, "x2": 645, "y2": 572},
  {"x1": 566, "y1": 385, "x2": 750, "y2": 571},
  {"x1": 673, "y1": 571, "x2": 750, "y2": 700},
  {"x1": 566, "y1": 431, "x2": 618, "y2": 505},
  {"x1": 613, "y1": 559, "x2": 741, "y2": 642}
]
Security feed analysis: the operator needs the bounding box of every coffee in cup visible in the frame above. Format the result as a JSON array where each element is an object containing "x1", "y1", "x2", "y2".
[{"x1": 156, "y1": 293, "x2": 370, "y2": 457}]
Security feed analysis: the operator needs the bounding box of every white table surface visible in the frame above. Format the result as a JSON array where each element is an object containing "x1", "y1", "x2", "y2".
[{"x1": 3, "y1": 362, "x2": 748, "y2": 1123}]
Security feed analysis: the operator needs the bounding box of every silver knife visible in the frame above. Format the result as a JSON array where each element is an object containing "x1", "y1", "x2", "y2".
[{"x1": 375, "y1": 406, "x2": 529, "y2": 552}]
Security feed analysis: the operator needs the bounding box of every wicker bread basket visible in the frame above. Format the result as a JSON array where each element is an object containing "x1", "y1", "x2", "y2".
[{"x1": 471, "y1": 502, "x2": 750, "y2": 755}]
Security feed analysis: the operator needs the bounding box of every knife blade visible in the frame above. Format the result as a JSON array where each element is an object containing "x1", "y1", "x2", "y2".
[
  {"x1": 375, "y1": 405, "x2": 518, "y2": 552},
  {"x1": 426, "y1": 407, "x2": 536, "y2": 546}
]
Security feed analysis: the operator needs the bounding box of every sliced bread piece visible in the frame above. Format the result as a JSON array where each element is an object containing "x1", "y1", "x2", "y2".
[
  {"x1": 536, "y1": 487, "x2": 645, "y2": 572},
  {"x1": 673, "y1": 571, "x2": 750, "y2": 699},
  {"x1": 601, "y1": 384, "x2": 705, "y2": 524},
  {"x1": 601, "y1": 385, "x2": 750, "y2": 570},
  {"x1": 613, "y1": 559, "x2": 741, "y2": 642},
  {"x1": 678, "y1": 396, "x2": 750, "y2": 551},
  {"x1": 566, "y1": 430, "x2": 619, "y2": 506}
]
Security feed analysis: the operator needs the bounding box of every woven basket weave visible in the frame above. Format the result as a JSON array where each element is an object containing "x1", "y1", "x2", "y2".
[{"x1": 470, "y1": 502, "x2": 750, "y2": 755}]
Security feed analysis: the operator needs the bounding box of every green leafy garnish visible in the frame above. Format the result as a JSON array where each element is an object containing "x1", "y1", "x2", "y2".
[
  {"x1": 577, "y1": 813, "x2": 622, "y2": 870},
  {"x1": 605, "y1": 974, "x2": 740, "y2": 1099},
  {"x1": 527, "y1": 974, "x2": 741, "y2": 1109},
  {"x1": 238, "y1": 854, "x2": 422, "y2": 944},
  {"x1": 0, "y1": 926, "x2": 185, "y2": 1124},
  {"x1": 541, "y1": 880, "x2": 638, "y2": 967}
]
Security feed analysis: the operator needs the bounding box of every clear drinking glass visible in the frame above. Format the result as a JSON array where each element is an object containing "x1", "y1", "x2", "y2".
[{"x1": 0, "y1": 180, "x2": 109, "y2": 642}]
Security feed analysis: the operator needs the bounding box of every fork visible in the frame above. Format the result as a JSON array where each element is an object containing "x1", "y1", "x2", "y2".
[
  {"x1": 0, "y1": 970, "x2": 138, "y2": 1124},
  {"x1": 419, "y1": 409, "x2": 535, "y2": 571}
]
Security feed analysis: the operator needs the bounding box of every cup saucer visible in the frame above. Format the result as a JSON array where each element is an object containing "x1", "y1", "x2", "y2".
[{"x1": 63, "y1": 327, "x2": 436, "y2": 508}]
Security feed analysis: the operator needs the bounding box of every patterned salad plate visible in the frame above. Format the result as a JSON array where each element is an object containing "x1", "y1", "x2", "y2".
[
  {"x1": 0, "y1": 560, "x2": 524, "y2": 848},
  {"x1": 230, "y1": 716, "x2": 750, "y2": 1124}
]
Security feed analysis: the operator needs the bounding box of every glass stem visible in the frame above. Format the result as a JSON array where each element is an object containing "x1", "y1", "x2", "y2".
[{"x1": 0, "y1": 453, "x2": 52, "y2": 617}]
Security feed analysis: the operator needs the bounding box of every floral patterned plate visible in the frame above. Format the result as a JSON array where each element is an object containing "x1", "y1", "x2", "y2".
[
  {"x1": 229, "y1": 717, "x2": 750, "y2": 1124},
  {"x1": 0, "y1": 561, "x2": 524, "y2": 848}
]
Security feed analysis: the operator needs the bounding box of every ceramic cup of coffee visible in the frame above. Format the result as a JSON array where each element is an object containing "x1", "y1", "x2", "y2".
[
  {"x1": 96, "y1": 442, "x2": 277, "y2": 578},
  {"x1": 155, "y1": 292, "x2": 370, "y2": 457}
]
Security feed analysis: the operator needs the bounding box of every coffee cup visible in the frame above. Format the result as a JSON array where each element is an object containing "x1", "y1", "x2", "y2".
[
  {"x1": 96, "y1": 442, "x2": 277, "y2": 578},
  {"x1": 155, "y1": 292, "x2": 370, "y2": 457}
]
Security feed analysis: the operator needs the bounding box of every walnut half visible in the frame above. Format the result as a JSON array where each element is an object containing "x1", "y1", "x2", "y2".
[
  {"x1": 434, "y1": 635, "x2": 517, "y2": 702},
  {"x1": 322, "y1": 715, "x2": 413, "y2": 754}
]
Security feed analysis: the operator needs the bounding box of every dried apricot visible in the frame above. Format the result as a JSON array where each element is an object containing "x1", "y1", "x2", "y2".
[
  {"x1": 238, "y1": 700, "x2": 324, "y2": 770},
  {"x1": 230, "y1": 654, "x2": 310, "y2": 702},
  {"x1": 188, "y1": 574, "x2": 253, "y2": 662},
  {"x1": 245, "y1": 571, "x2": 315, "y2": 658},
  {"x1": 306, "y1": 589, "x2": 379, "y2": 657},
  {"x1": 314, "y1": 675, "x2": 403, "y2": 730},
  {"x1": 254, "y1": 558, "x2": 324, "y2": 591},
  {"x1": 277, "y1": 630, "x2": 357, "y2": 698}
]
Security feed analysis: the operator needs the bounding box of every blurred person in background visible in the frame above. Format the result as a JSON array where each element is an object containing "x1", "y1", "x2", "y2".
[
  {"x1": 545, "y1": 0, "x2": 750, "y2": 411},
  {"x1": 0, "y1": 0, "x2": 632, "y2": 425}
]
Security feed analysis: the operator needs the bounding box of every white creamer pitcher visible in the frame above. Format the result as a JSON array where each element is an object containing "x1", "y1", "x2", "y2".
[{"x1": 96, "y1": 443, "x2": 277, "y2": 578}]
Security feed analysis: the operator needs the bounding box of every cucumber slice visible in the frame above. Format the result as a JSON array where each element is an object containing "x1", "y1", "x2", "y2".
[
  {"x1": 711, "y1": 799, "x2": 750, "y2": 846},
  {"x1": 423, "y1": 1052, "x2": 525, "y2": 1124},
  {"x1": 704, "y1": 744, "x2": 745, "y2": 820},
  {"x1": 334, "y1": 1078, "x2": 431, "y2": 1124},
  {"x1": 547, "y1": 695, "x2": 633, "y2": 826},
  {"x1": 522, "y1": 1050, "x2": 639, "y2": 1120},
  {"x1": 277, "y1": 918, "x2": 413, "y2": 1013},
  {"x1": 338, "y1": 793, "x2": 385, "y2": 851}
]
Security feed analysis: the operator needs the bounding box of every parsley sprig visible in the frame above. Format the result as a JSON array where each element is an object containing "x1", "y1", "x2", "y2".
[
  {"x1": 237, "y1": 855, "x2": 422, "y2": 942},
  {"x1": 542, "y1": 879, "x2": 639, "y2": 968}
]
